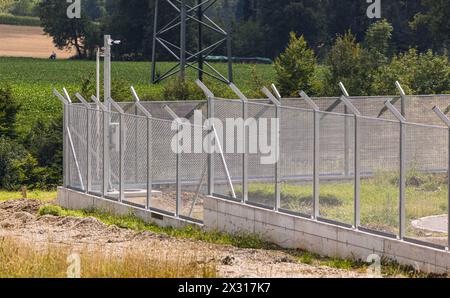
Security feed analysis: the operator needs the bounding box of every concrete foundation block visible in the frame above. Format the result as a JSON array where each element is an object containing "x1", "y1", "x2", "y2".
[{"x1": 337, "y1": 229, "x2": 384, "y2": 252}]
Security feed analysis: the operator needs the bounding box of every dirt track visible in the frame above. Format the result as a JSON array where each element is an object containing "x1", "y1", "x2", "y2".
[
  {"x1": 0, "y1": 24, "x2": 74, "y2": 58},
  {"x1": 0, "y1": 199, "x2": 369, "y2": 278}
]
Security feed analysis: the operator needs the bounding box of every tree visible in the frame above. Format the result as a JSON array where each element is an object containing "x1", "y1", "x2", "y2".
[
  {"x1": 372, "y1": 49, "x2": 450, "y2": 95},
  {"x1": 325, "y1": 31, "x2": 365, "y2": 96},
  {"x1": 38, "y1": 0, "x2": 102, "y2": 58},
  {"x1": 364, "y1": 19, "x2": 393, "y2": 59},
  {"x1": 411, "y1": 0, "x2": 450, "y2": 54},
  {"x1": 0, "y1": 83, "x2": 20, "y2": 139},
  {"x1": 274, "y1": 33, "x2": 316, "y2": 97}
]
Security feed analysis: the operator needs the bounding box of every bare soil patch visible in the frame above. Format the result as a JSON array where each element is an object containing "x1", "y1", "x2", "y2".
[
  {"x1": 0, "y1": 199, "x2": 368, "y2": 278},
  {"x1": 0, "y1": 24, "x2": 74, "y2": 58}
]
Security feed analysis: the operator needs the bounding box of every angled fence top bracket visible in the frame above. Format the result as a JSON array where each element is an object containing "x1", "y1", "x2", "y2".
[
  {"x1": 339, "y1": 96, "x2": 361, "y2": 116},
  {"x1": 261, "y1": 87, "x2": 281, "y2": 107},
  {"x1": 196, "y1": 79, "x2": 215, "y2": 99},
  {"x1": 162, "y1": 104, "x2": 184, "y2": 125},
  {"x1": 53, "y1": 88, "x2": 69, "y2": 105},
  {"x1": 270, "y1": 84, "x2": 282, "y2": 101},
  {"x1": 74, "y1": 93, "x2": 91, "y2": 109},
  {"x1": 131, "y1": 86, "x2": 152, "y2": 118},
  {"x1": 395, "y1": 81, "x2": 406, "y2": 97},
  {"x1": 62, "y1": 87, "x2": 72, "y2": 104},
  {"x1": 299, "y1": 91, "x2": 320, "y2": 112},
  {"x1": 108, "y1": 97, "x2": 125, "y2": 114},
  {"x1": 385, "y1": 100, "x2": 406, "y2": 122},
  {"x1": 91, "y1": 96, "x2": 106, "y2": 111},
  {"x1": 228, "y1": 83, "x2": 248, "y2": 102},
  {"x1": 339, "y1": 82, "x2": 350, "y2": 97},
  {"x1": 433, "y1": 106, "x2": 450, "y2": 128}
]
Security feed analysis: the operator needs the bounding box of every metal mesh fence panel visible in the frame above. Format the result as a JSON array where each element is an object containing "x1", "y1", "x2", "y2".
[
  {"x1": 122, "y1": 113, "x2": 148, "y2": 207},
  {"x1": 404, "y1": 123, "x2": 448, "y2": 248},
  {"x1": 180, "y1": 127, "x2": 209, "y2": 221},
  {"x1": 104, "y1": 111, "x2": 121, "y2": 198},
  {"x1": 151, "y1": 118, "x2": 178, "y2": 214},
  {"x1": 213, "y1": 99, "x2": 244, "y2": 200},
  {"x1": 318, "y1": 111, "x2": 355, "y2": 225},
  {"x1": 246, "y1": 102, "x2": 276, "y2": 209},
  {"x1": 279, "y1": 106, "x2": 314, "y2": 216},
  {"x1": 138, "y1": 101, "x2": 207, "y2": 123},
  {"x1": 88, "y1": 108, "x2": 104, "y2": 194},
  {"x1": 405, "y1": 95, "x2": 450, "y2": 125},
  {"x1": 359, "y1": 117, "x2": 400, "y2": 236},
  {"x1": 68, "y1": 105, "x2": 88, "y2": 191}
]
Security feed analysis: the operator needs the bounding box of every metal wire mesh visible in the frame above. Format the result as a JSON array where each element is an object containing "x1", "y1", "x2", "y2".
[
  {"x1": 88, "y1": 108, "x2": 104, "y2": 194},
  {"x1": 213, "y1": 99, "x2": 244, "y2": 199},
  {"x1": 404, "y1": 123, "x2": 448, "y2": 248},
  {"x1": 67, "y1": 105, "x2": 88, "y2": 191},
  {"x1": 317, "y1": 111, "x2": 355, "y2": 225},
  {"x1": 359, "y1": 117, "x2": 400, "y2": 235},
  {"x1": 150, "y1": 118, "x2": 178, "y2": 214},
  {"x1": 279, "y1": 106, "x2": 314, "y2": 215},
  {"x1": 180, "y1": 127, "x2": 210, "y2": 221},
  {"x1": 246, "y1": 102, "x2": 276, "y2": 208}
]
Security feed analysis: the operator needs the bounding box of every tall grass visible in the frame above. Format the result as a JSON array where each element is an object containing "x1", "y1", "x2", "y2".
[{"x1": 0, "y1": 236, "x2": 217, "y2": 278}]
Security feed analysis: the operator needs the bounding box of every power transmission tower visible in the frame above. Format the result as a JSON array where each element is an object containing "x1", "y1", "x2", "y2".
[{"x1": 151, "y1": 0, "x2": 233, "y2": 84}]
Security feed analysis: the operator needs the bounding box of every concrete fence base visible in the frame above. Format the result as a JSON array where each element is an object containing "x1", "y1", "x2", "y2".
[
  {"x1": 203, "y1": 196, "x2": 450, "y2": 275},
  {"x1": 57, "y1": 187, "x2": 198, "y2": 229}
]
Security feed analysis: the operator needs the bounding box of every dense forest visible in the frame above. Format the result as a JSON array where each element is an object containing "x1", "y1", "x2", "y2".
[{"x1": 13, "y1": 0, "x2": 447, "y2": 60}]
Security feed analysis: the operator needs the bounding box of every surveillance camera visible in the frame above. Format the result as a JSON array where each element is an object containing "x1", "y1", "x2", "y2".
[{"x1": 113, "y1": 40, "x2": 121, "y2": 45}]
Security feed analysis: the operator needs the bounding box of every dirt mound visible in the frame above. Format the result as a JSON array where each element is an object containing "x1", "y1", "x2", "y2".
[{"x1": 0, "y1": 198, "x2": 42, "y2": 214}]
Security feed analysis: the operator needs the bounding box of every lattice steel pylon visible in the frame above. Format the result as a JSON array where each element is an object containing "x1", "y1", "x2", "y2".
[{"x1": 151, "y1": 0, "x2": 233, "y2": 84}]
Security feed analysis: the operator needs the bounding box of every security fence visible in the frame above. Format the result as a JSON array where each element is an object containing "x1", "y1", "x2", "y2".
[{"x1": 56, "y1": 83, "x2": 450, "y2": 250}]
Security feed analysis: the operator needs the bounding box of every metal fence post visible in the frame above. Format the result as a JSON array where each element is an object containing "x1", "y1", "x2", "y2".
[
  {"x1": 147, "y1": 117, "x2": 153, "y2": 210},
  {"x1": 229, "y1": 83, "x2": 248, "y2": 203},
  {"x1": 339, "y1": 82, "x2": 351, "y2": 177},
  {"x1": 299, "y1": 91, "x2": 320, "y2": 219},
  {"x1": 131, "y1": 87, "x2": 153, "y2": 210},
  {"x1": 396, "y1": 81, "x2": 407, "y2": 117},
  {"x1": 119, "y1": 112, "x2": 125, "y2": 202},
  {"x1": 102, "y1": 107, "x2": 108, "y2": 197},
  {"x1": 261, "y1": 87, "x2": 281, "y2": 211},
  {"x1": 208, "y1": 95, "x2": 215, "y2": 196},
  {"x1": 432, "y1": 106, "x2": 450, "y2": 250},
  {"x1": 338, "y1": 95, "x2": 361, "y2": 228},
  {"x1": 195, "y1": 80, "x2": 215, "y2": 196},
  {"x1": 385, "y1": 100, "x2": 406, "y2": 239},
  {"x1": 354, "y1": 114, "x2": 361, "y2": 228},
  {"x1": 75, "y1": 94, "x2": 92, "y2": 193},
  {"x1": 176, "y1": 121, "x2": 182, "y2": 217}
]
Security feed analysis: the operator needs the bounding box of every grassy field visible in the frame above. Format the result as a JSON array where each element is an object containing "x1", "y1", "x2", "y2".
[
  {"x1": 0, "y1": 57, "x2": 276, "y2": 137},
  {"x1": 0, "y1": 190, "x2": 56, "y2": 202}
]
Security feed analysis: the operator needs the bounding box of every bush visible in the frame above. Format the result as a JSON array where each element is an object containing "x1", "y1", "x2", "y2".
[
  {"x1": 25, "y1": 116, "x2": 63, "y2": 188},
  {"x1": 325, "y1": 31, "x2": 365, "y2": 96},
  {"x1": 372, "y1": 49, "x2": 450, "y2": 95},
  {"x1": 0, "y1": 82, "x2": 20, "y2": 138},
  {"x1": 0, "y1": 137, "x2": 46, "y2": 191},
  {"x1": 38, "y1": 205, "x2": 63, "y2": 217},
  {"x1": 163, "y1": 77, "x2": 204, "y2": 101},
  {"x1": 274, "y1": 33, "x2": 316, "y2": 97}
]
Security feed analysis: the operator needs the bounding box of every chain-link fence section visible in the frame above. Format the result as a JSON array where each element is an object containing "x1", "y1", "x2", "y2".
[
  {"x1": 404, "y1": 122, "x2": 448, "y2": 248},
  {"x1": 63, "y1": 92, "x2": 450, "y2": 250}
]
